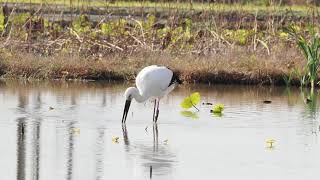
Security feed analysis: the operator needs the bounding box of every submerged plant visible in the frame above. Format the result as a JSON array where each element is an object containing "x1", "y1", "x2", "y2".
[
  {"x1": 300, "y1": 88, "x2": 318, "y2": 119},
  {"x1": 180, "y1": 92, "x2": 200, "y2": 111}
]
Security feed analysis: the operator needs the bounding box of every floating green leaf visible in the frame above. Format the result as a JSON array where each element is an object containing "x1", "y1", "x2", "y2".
[
  {"x1": 190, "y1": 92, "x2": 200, "y2": 104},
  {"x1": 180, "y1": 98, "x2": 193, "y2": 109},
  {"x1": 180, "y1": 92, "x2": 201, "y2": 110},
  {"x1": 211, "y1": 104, "x2": 225, "y2": 114}
]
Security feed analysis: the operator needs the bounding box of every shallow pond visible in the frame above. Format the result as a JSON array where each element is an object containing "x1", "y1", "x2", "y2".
[{"x1": 0, "y1": 80, "x2": 320, "y2": 180}]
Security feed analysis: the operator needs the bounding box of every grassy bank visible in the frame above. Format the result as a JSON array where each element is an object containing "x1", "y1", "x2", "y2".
[{"x1": 0, "y1": 47, "x2": 305, "y2": 85}]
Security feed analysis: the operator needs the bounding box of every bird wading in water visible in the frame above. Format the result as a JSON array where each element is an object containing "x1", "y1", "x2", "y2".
[{"x1": 121, "y1": 65, "x2": 182, "y2": 124}]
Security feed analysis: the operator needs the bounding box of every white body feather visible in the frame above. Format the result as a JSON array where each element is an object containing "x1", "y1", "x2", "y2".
[{"x1": 136, "y1": 65, "x2": 174, "y2": 100}]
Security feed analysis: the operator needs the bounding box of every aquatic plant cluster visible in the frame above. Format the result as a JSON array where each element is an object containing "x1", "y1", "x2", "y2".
[{"x1": 180, "y1": 92, "x2": 225, "y2": 116}]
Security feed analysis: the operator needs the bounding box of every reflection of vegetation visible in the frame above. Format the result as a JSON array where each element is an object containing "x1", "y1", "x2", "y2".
[
  {"x1": 212, "y1": 112, "x2": 223, "y2": 117},
  {"x1": 180, "y1": 111, "x2": 199, "y2": 119},
  {"x1": 283, "y1": 86, "x2": 318, "y2": 117},
  {"x1": 283, "y1": 87, "x2": 297, "y2": 107},
  {"x1": 300, "y1": 88, "x2": 318, "y2": 118}
]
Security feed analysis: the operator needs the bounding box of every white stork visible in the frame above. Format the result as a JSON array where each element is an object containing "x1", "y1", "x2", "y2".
[{"x1": 121, "y1": 65, "x2": 181, "y2": 124}]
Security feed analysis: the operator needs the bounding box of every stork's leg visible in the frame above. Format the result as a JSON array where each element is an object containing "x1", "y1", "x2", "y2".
[
  {"x1": 152, "y1": 99, "x2": 157, "y2": 122},
  {"x1": 155, "y1": 99, "x2": 160, "y2": 123}
]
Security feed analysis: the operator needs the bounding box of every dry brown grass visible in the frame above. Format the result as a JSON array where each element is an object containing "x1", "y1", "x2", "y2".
[{"x1": 0, "y1": 46, "x2": 305, "y2": 85}]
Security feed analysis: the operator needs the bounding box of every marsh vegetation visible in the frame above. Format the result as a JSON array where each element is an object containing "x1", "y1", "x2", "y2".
[{"x1": 0, "y1": 0, "x2": 319, "y2": 85}]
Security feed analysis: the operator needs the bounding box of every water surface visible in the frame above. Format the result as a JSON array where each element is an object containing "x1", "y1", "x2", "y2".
[{"x1": 0, "y1": 80, "x2": 319, "y2": 180}]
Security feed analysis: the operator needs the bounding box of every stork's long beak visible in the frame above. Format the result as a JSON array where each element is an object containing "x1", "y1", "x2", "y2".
[{"x1": 122, "y1": 100, "x2": 131, "y2": 124}]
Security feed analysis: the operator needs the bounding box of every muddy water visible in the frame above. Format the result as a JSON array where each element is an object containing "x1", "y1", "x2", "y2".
[{"x1": 0, "y1": 80, "x2": 319, "y2": 180}]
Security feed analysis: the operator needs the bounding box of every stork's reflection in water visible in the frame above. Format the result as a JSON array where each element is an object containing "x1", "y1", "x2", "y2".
[{"x1": 122, "y1": 124, "x2": 176, "y2": 178}]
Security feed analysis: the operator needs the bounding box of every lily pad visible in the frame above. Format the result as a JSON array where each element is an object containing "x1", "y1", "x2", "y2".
[{"x1": 112, "y1": 136, "x2": 119, "y2": 143}]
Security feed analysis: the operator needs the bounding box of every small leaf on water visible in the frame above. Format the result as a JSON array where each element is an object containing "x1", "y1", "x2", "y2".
[
  {"x1": 112, "y1": 136, "x2": 119, "y2": 143},
  {"x1": 211, "y1": 104, "x2": 225, "y2": 114},
  {"x1": 266, "y1": 139, "x2": 275, "y2": 143},
  {"x1": 180, "y1": 92, "x2": 201, "y2": 109},
  {"x1": 189, "y1": 92, "x2": 201, "y2": 105},
  {"x1": 71, "y1": 128, "x2": 80, "y2": 135},
  {"x1": 266, "y1": 139, "x2": 275, "y2": 148},
  {"x1": 180, "y1": 97, "x2": 193, "y2": 109}
]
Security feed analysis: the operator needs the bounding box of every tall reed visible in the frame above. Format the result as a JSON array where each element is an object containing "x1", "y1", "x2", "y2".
[{"x1": 287, "y1": 25, "x2": 320, "y2": 90}]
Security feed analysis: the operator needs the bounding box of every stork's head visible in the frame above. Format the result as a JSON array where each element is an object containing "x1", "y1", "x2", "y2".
[
  {"x1": 122, "y1": 87, "x2": 139, "y2": 124},
  {"x1": 124, "y1": 87, "x2": 139, "y2": 100}
]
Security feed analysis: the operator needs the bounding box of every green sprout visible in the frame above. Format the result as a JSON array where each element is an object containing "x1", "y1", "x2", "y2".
[
  {"x1": 180, "y1": 92, "x2": 200, "y2": 111},
  {"x1": 211, "y1": 104, "x2": 225, "y2": 114}
]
